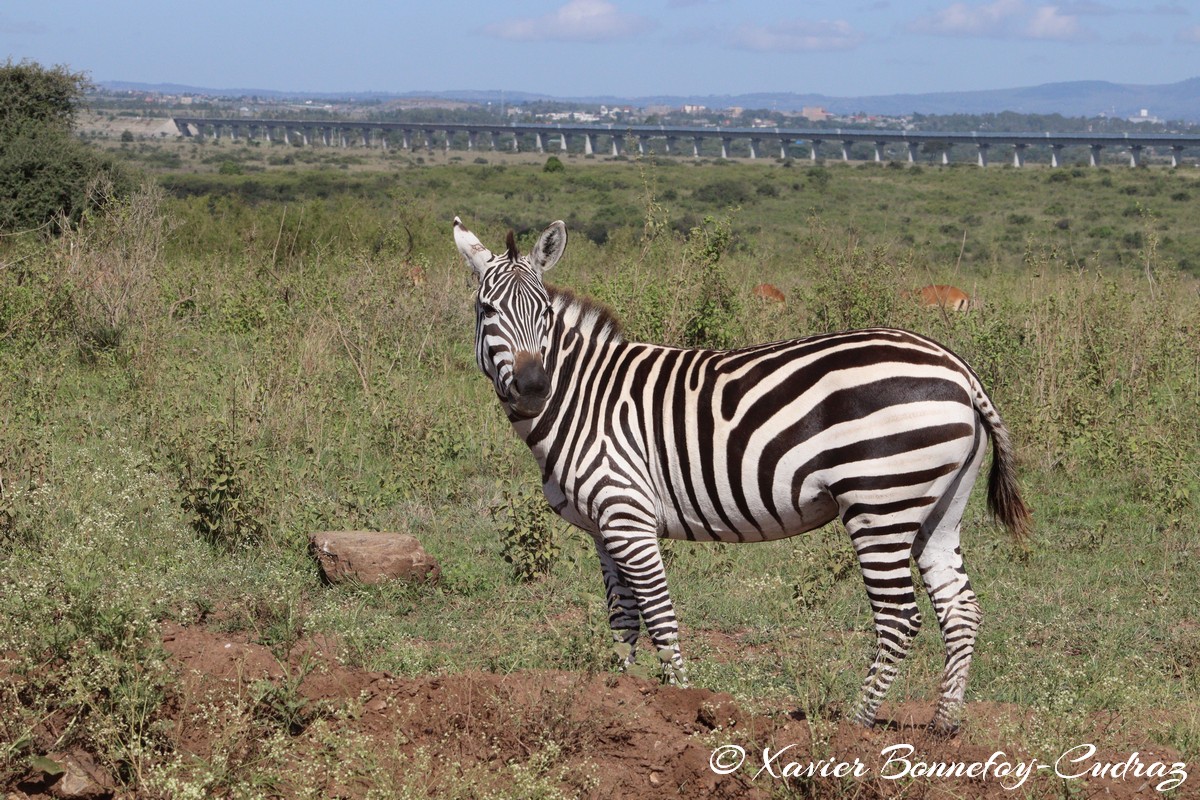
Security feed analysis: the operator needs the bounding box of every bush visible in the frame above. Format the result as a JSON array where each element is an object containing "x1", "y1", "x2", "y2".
[
  {"x1": 543, "y1": 155, "x2": 565, "y2": 173},
  {"x1": 0, "y1": 59, "x2": 89, "y2": 132},
  {"x1": 492, "y1": 483, "x2": 560, "y2": 582},
  {"x1": 693, "y1": 177, "x2": 752, "y2": 207},
  {"x1": 171, "y1": 423, "x2": 270, "y2": 551},
  {"x1": 682, "y1": 216, "x2": 741, "y2": 349},
  {"x1": 0, "y1": 126, "x2": 132, "y2": 233},
  {"x1": 0, "y1": 60, "x2": 133, "y2": 233}
]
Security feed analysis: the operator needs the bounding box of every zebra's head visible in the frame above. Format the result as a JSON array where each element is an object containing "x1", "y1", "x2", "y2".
[{"x1": 454, "y1": 216, "x2": 567, "y2": 420}]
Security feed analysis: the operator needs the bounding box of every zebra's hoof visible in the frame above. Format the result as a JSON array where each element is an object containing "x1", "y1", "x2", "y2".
[{"x1": 927, "y1": 718, "x2": 962, "y2": 738}]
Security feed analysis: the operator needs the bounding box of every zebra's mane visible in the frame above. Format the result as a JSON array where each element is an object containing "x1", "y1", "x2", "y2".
[{"x1": 546, "y1": 285, "x2": 624, "y2": 344}]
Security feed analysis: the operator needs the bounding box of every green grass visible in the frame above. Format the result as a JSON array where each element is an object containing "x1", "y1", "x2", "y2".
[{"x1": 1, "y1": 156, "x2": 1198, "y2": 796}]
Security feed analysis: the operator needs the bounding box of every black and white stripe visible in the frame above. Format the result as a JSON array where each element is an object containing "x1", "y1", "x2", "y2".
[{"x1": 454, "y1": 217, "x2": 1030, "y2": 735}]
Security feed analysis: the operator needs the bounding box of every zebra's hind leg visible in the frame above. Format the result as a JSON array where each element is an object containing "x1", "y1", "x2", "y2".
[
  {"x1": 845, "y1": 518, "x2": 922, "y2": 729},
  {"x1": 916, "y1": 424, "x2": 989, "y2": 736},
  {"x1": 918, "y1": 544, "x2": 981, "y2": 736},
  {"x1": 595, "y1": 542, "x2": 641, "y2": 668}
]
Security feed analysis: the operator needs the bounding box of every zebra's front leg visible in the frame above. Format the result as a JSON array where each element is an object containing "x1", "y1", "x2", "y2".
[
  {"x1": 594, "y1": 542, "x2": 641, "y2": 668},
  {"x1": 600, "y1": 530, "x2": 688, "y2": 687}
]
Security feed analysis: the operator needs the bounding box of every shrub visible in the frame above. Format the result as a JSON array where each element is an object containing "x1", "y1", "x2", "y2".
[
  {"x1": 694, "y1": 177, "x2": 751, "y2": 207},
  {"x1": 170, "y1": 423, "x2": 270, "y2": 551},
  {"x1": 55, "y1": 181, "x2": 167, "y2": 358},
  {"x1": 0, "y1": 126, "x2": 132, "y2": 233},
  {"x1": 0, "y1": 60, "x2": 134, "y2": 234},
  {"x1": 543, "y1": 155, "x2": 565, "y2": 173},
  {"x1": 682, "y1": 216, "x2": 741, "y2": 349},
  {"x1": 492, "y1": 483, "x2": 560, "y2": 582},
  {"x1": 0, "y1": 59, "x2": 89, "y2": 131}
]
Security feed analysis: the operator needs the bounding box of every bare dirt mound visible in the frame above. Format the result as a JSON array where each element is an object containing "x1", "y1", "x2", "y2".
[{"x1": 12, "y1": 623, "x2": 1192, "y2": 798}]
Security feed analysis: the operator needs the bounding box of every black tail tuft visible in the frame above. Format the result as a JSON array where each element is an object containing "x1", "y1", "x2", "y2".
[{"x1": 982, "y1": 415, "x2": 1032, "y2": 543}]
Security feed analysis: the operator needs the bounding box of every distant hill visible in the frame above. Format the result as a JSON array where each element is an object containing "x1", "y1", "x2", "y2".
[{"x1": 99, "y1": 78, "x2": 1200, "y2": 122}]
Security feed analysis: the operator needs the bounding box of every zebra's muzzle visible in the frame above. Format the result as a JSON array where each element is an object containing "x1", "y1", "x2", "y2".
[{"x1": 509, "y1": 351, "x2": 550, "y2": 419}]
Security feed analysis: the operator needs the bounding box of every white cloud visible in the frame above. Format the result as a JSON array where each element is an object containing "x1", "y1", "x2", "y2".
[
  {"x1": 910, "y1": 0, "x2": 1025, "y2": 36},
  {"x1": 1026, "y1": 5, "x2": 1085, "y2": 39},
  {"x1": 731, "y1": 19, "x2": 864, "y2": 52},
  {"x1": 910, "y1": 1, "x2": 1089, "y2": 40},
  {"x1": 484, "y1": 0, "x2": 650, "y2": 43}
]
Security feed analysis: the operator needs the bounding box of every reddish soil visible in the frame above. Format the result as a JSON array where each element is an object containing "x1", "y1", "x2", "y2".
[{"x1": 9, "y1": 622, "x2": 1193, "y2": 799}]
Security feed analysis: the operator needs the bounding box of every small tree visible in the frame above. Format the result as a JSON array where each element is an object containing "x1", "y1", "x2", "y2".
[
  {"x1": 0, "y1": 60, "x2": 131, "y2": 234},
  {"x1": 0, "y1": 59, "x2": 90, "y2": 134}
]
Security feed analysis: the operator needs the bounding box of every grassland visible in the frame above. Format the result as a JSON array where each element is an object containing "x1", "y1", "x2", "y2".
[{"x1": 1, "y1": 143, "x2": 1198, "y2": 797}]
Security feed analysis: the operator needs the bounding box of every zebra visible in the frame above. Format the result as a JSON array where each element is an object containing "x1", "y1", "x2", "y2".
[{"x1": 453, "y1": 216, "x2": 1030, "y2": 735}]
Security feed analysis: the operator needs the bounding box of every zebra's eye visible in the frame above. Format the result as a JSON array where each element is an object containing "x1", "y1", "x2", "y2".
[{"x1": 479, "y1": 302, "x2": 498, "y2": 317}]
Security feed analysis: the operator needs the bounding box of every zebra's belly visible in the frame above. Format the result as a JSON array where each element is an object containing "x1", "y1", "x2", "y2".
[{"x1": 655, "y1": 481, "x2": 841, "y2": 543}]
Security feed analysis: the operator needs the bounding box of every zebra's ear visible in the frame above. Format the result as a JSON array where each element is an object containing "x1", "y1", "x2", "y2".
[
  {"x1": 453, "y1": 216, "x2": 493, "y2": 281},
  {"x1": 531, "y1": 220, "x2": 567, "y2": 274}
]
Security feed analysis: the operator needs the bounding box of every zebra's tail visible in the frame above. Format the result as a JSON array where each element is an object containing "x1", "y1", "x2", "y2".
[{"x1": 978, "y1": 403, "x2": 1032, "y2": 543}]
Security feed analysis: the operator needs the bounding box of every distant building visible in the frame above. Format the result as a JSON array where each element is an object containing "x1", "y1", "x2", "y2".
[
  {"x1": 682, "y1": 104, "x2": 707, "y2": 114},
  {"x1": 801, "y1": 106, "x2": 832, "y2": 122}
]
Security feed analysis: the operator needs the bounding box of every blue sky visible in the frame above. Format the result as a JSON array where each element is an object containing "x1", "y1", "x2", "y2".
[{"x1": 3, "y1": 1, "x2": 1200, "y2": 98}]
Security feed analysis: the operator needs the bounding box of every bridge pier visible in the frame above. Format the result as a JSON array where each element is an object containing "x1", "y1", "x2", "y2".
[
  {"x1": 809, "y1": 139, "x2": 822, "y2": 161},
  {"x1": 1090, "y1": 144, "x2": 1103, "y2": 167},
  {"x1": 841, "y1": 141, "x2": 852, "y2": 162},
  {"x1": 583, "y1": 133, "x2": 594, "y2": 155},
  {"x1": 560, "y1": 133, "x2": 569, "y2": 152},
  {"x1": 534, "y1": 132, "x2": 545, "y2": 153},
  {"x1": 907, "y1": 142, "x2": 919, "y2": 163},
  {"x1": 611, "y1": 135, "x2": 624, "y2": 157},
  {"x1": 1013, "y1": 143, "x2": 1027, "y2": 167},
  {"x1": 748, "y1": 138, "x2": 760, "y2": 159},
  {"x1": 1050, "y1": 144, "x2": 1063, "y2": 167},
  {"x1": 693, "y1": 136, "x2": 703, "y2": 158},
  {"x1": 976, "y1": 143, "x2": 990, "y2": 167},
  {"x1": 720, "y1": 137, "x2": 731, "y2": 159},
  {"x1": 1172, "y1": 145, "x2": 1184, "y2": 167},
  {"x1": 873, "y1": 142, "x2": 884, "y2": 162},
  {"x1": 1129, "y1": 145, "x2": 1143, "y2": 167},
  {"x1": 778, "y1": 138, "x2": 788, "y2": 159}
]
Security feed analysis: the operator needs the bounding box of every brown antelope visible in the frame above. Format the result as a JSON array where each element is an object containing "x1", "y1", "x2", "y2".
[
  {"x1": 407, "y1": 263, "x2": 427, "y2": 288},
  {"x1": 903, "y1": 284, "x2": 979, "y2": 311},
  {"x1": 752, "y1": 283, "x2": 786, "y2": 304}
]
